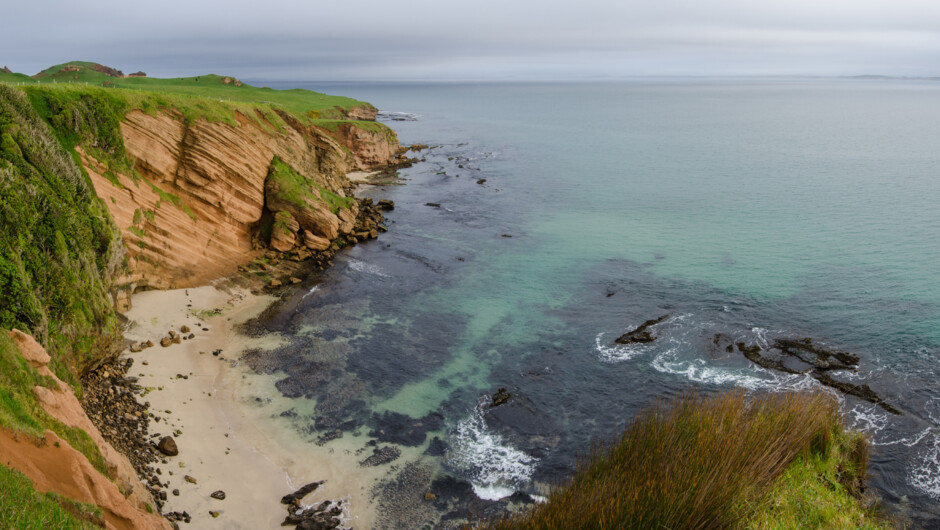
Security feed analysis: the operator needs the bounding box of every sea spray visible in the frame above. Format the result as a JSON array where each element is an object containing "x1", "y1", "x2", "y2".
[{"x1": 445, "y1": 401, "x2": 538, "y2": 501}]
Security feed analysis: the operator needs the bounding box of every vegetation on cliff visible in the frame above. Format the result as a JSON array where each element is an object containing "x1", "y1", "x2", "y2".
[
  {"x1": 1, "y1": 61, "x2": 384, "y2": 132},
  {"x1": 0, "y1": 84, "x2": 123, "y2": 383},
  {"x1": 480, "y1": 391, "x2": 887, "y2": 529},
  {"x1": 0, "y1": 464, "x2": 103, "y2": 529}
]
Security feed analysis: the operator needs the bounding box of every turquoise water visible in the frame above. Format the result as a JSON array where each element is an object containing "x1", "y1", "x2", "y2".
[{"x1": 250, "y1": 80, "x2": 940, "y2": 524}]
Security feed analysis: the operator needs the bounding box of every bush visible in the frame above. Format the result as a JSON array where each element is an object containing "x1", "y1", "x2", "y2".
[{"x1": 479, "y1": 390, "x2": 878, "y2": 530}]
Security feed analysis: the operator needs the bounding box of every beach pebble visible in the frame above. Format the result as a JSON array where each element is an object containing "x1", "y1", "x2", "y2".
[
  {"x1": 184, "y1": 475, "x2": 197, "y2": 484},
  {"x1": 211, "y1": 490, "x2": 226, "y2": 500}
]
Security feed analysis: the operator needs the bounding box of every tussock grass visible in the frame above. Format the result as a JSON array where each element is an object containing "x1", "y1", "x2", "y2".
[{"x1": 480, "y1": 390, "x2": 880, "y2": 530}]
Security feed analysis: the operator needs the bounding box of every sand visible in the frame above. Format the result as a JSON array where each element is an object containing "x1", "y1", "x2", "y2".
[{"x1": 121, "y1": 284, "x2": 420, "y2": 529}]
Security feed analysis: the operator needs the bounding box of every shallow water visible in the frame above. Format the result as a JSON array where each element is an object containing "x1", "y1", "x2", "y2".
[{"x1": 245, "y1": 79, "x2": 940, "y2": 525}]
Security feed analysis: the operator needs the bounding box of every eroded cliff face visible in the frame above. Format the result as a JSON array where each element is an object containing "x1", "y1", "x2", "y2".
[
  {"x1": 0, "y1": 330, "x2": 170, "y2": 530},
  {"x1": 84, "y1": 109, "x2": 399, "y2": 304}
]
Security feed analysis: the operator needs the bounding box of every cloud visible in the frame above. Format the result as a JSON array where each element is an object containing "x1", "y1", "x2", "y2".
[{"x1": 3, "y1": 0, "x2": 940, "y2": 79}]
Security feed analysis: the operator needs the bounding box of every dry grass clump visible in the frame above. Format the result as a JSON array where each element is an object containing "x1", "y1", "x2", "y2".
[{"x1": 480, "y1": 390, "x2": 854, "y2": 530}]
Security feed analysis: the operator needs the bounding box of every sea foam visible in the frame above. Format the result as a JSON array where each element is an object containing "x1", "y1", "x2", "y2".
[{"x1": 445, "y1": 405, "x2": 538, "y2": 501}]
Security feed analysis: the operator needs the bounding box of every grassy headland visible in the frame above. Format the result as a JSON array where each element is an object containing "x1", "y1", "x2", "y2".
[{"x1": 480, "y1": 391, "x2": 888, "y2": 529}]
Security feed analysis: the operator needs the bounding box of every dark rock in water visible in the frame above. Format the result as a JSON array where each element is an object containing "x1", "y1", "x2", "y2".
[
  {"x1": 489, "y1": 387, "x2": 511, "y2": 408},
  {"x1": 737, "y1": 342, "x2": 805, "y2": 375},
  {"x1": 281, "y1": 498, "x2": 343, "y2": 529},
  {"x1": 424, "y1": 436, "x2": 449, "y2": 456},
  {"x1": 377, "y1": 199, "x2": 395, "y2": 211},
  {"x1": 316, "y1": 429, "x2": 343, "y2": 446},
  {"x1": 614, "y1": 314, "x2": 669, "y2": 345},
  {"x1": 156, "y1": 436, "x2": 179, "y2": 456},
  {"x1": 733, "y1": 335, "x2": 901, "y2": 415},
  {"x1": 811, "y1": 372, "x2": 902, "y2": 415},
  {"x1": 210, "y1": 490, "x2": 226, "y2": 500},
  {"x1": 280, "y1": 408, "x2": 298, "y2": 418},
  {"x1": 425, "y1": 202, "x2": 441, "y2": 208},
  {"x1": 281, "y1": 480, "x2": 324, "y2": 505},
  {"x1": 477, "y1": 178, "x2": 487, "y2": 185},
  {"x1": 359, "y1": 445, "x2": 401, "y2": 467},
  {"x1": 369, "y1": 411, "x2": 444, "y2": 447},
  {"x1": 774, "y1": 337, "x2": 859, "y2": 371}
]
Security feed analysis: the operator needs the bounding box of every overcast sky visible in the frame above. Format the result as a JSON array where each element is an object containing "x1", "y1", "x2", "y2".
[{"x1": 4, "y1": 0, "x2": 940, "y2": 80}]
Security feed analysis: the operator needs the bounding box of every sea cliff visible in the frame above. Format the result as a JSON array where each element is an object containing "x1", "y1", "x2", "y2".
[{"x1": 0, "y1": 62, "x2": 402, "y2": 528}]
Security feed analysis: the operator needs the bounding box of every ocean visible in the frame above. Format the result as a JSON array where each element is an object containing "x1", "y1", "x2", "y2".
[{"x1": 244, "y1": 79, "x2": 940, "y2": 526}]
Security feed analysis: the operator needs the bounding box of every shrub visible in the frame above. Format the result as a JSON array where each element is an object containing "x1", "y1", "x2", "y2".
[{"x1": 479, "y1": 390, "x2": 873, "y2": 530}]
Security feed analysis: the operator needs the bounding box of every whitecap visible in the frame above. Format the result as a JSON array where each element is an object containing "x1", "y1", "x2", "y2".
[
  {"x1": 301, "y1": 284, "x2": 320, "y2": 300},
  {"x1": 347, "y1": 258, "x2": 389, "y2": 278},
  {"x1": 911, "y1": 432, "x2": 940, "y2": 500},
  {"x1": 445, "y1": 405, "x2": 538, "y2": 501},
  {"x1": 595, "y1": 332, "x2": 647, "y2": 363}
]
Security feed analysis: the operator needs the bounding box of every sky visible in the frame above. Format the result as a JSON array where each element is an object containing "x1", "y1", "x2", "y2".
[{"x1": 3, "y1": 0, "x2": 940, "y2": 80}]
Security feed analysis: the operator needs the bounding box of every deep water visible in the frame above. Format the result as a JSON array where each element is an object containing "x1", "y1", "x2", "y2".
[{"x1": 246, "y1": 79, "x2": 940, "y2": 525}]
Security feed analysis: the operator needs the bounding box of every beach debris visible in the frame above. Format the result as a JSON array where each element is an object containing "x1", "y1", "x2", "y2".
[
  {"x1": 184, "y1": 475, "x2": 197, "y2": 484},
  {"x1": 359, "y1": 445, "x2": 401, "y2": 467},
  {"x1": 209, "y1": 510, "x2": 221, "y2": 518},
  {"x1": 160, "y1": 337, "x2": 172, "y2": 348},
  {"x1": 490, "y1": 387, "x2": 511, "y2": 408},
  {"x1": 280, "y1": 481, "x2": 324, "y2": 506},
  {"x1": 614, "y1": 314, "x2": 669, "y2": 345},
  {"x1": 173, "y1": 489, "x2": 179, "y2": 496},
  {"x1": 156, "y1": 436, "x2": 179, "y2": 456},
  {"x1": 210, "y1": 490, "x2": 226, "y2": 500},
  {"x1": 180, "y1": 325, "x2": 190, "y2": 333},
  {"x1": 130, "y1": 343, "x2": 143, "y2": 352}
]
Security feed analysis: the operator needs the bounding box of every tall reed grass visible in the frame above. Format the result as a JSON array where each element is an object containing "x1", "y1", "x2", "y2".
[{"x1": 479, "y1": 390, "x2": 862, "y2": 530}]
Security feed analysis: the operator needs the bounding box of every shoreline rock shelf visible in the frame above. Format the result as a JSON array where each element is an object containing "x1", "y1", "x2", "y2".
[{"x1": 614, "y1": 314, "x2": 669, "y2": 345}]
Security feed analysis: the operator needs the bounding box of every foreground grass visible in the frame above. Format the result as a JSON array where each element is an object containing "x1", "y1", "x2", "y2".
[
  {"x1": 0, "y1": 464, "x2": 103, "y2": 529},
  {"x1": 480, "y1": 391, "x2": 888, "y2": 530}
]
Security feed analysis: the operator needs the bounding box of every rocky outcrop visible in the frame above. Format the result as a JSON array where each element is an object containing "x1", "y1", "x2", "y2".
[
  {"x1": 2, "y1": 330, "x2": 169, "y2": 530},
  {"x1": 317, "y1": 122, "x2": 403, "y2": 170},
  {"x1": 84, "y1": 107, "x2": 399, "y2": 297}
]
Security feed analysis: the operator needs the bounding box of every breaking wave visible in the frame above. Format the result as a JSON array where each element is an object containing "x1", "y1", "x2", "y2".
[{"x1": 445, "y1": 406, "x2": 538, "y2": 501}]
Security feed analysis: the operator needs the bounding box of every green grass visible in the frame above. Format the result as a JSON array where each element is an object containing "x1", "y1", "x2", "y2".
[
  {"x1": 744, "y1": 429, "x2": 887, "y2": 529},
  {"x1": 479, "y1": 391, "x2": 886, "y2": 530},
  {"x1": 268, "y1": 156, "x2": 354, "y2": 214},
  {"x1": 15, "y1": 61, "x2": 374, "y2": 120},
  {"x1": 0, "y1": 464, "x2": 104, "y2": 529},
  {"x1": 0, "y1": 84, "x2": 123, "y2": 382}
]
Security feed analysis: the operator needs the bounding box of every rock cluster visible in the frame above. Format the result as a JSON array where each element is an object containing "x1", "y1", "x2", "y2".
[
  {"x1": 279, "y1": 481, "x2": 344, "y2": 529},
  {"x1": 81, "y1": 357, "x2": 163, "y2": 507},
  {"x1": 725, "y1": 335, "x2": 902, "y2": 414}
]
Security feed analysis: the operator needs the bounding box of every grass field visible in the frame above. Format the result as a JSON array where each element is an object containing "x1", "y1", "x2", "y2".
[{"x1": 1, "y1": 61, "x2": 373, "y2": 120}]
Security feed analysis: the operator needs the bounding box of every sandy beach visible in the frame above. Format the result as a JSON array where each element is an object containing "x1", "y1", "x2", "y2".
[{"x1": 121, "y1": 284, "x2": 423, "y2": 529}]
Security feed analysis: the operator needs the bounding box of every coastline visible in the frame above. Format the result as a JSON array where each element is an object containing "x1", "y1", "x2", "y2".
[{"x1": 120, "y1": 284, "x2": 414, "y2": 528}]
